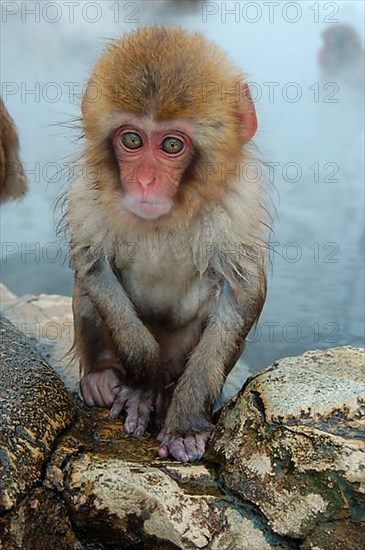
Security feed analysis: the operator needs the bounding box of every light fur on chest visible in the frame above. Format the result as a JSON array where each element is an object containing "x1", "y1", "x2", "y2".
[{"x1": 112, "y1": 234, "x2": 218, "y2": 328}]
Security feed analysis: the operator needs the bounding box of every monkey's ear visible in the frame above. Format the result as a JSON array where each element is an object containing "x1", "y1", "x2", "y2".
[
  {"x1": 81, "y1": 93, "x2": 89, "y2": 117},
  {"x1": 237, "y1": 84, "x2": 258, "y2": 144}
]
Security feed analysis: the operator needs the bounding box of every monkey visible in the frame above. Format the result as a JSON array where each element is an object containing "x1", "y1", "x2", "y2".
[
  {"x1": 0, "y1": 97, "x2": 27, "y2": 203},
  {"x1": 318, "y1": 24, "x2": 364, "y2": 88},
  {"x1": 169, "y1": 0, "x2": 203, "y2": 9},
  {"x1": 67, "y1": 26, "x2": 269, "y2": 462}
]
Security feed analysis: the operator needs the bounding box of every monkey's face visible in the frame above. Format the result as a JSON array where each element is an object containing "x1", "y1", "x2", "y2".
[
  {"x1": 319, "y1": 25, "x2": 362, "y2": 69},
  {"x1": 112, "y1": 115, "x2": 194, "y2": 220},
  {"x1": 81, "y1": 28, "x2": 259, "y2": 223}
]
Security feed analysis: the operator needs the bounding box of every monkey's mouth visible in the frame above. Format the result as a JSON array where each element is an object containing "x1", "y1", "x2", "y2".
[{"x1": 122, "y1": 196, "x2": 173, "y2": 220}]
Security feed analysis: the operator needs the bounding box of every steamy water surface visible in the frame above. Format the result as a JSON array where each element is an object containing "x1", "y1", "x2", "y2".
[{"x1": 1, "y1": 0, "x2": 364, "y2": 372}]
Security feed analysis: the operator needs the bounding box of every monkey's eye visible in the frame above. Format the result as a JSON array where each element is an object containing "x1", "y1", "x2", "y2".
[
  {"x1": 120, "y1": 132, "x2": 143, "y2": 150},
  {"x1": 160, "y1": 137, "x2": 184, "y2": 155}
]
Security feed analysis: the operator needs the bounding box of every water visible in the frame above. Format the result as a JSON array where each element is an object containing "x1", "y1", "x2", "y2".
[{"x1": 1, "y1": 0, "x2": 364, "y2": 371}]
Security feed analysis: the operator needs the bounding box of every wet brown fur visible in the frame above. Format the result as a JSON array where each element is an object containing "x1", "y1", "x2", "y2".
[
  {"x1": 67, "y1": 26, "x2": 270, "y2": 459},
  {"x1": 0, "y1": 97, "x2": 27, "y2": 202}
]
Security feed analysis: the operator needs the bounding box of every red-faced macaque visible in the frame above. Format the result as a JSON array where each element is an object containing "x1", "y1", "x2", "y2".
[
  {"x1": 0, "y1": 97, "x2": 27, "y2": 203},
  {"x1": 319, "y1": 24, "x2": 364, "y2": 87},
  {"x1": 67, "y1": 26, "x2": 269, "y2": 462}
]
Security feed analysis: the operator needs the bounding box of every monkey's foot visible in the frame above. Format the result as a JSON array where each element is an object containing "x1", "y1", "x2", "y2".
[
  {"x1": 80, "y1": 368, "x2": 122, "y2": 408},
  {"x1": 110, "y1": 387, "x2": 153, "y2": 436},
  {"x1": 157, "y1": 431, "x2": 212, "y2": 463}
]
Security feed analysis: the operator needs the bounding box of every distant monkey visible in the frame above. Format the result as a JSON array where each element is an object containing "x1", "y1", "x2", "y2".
[
  {"x1": 67, "y1": 27, "x2": 269, "y2": 462},
  {"x1": 319, "y1": 24, "x2": 364, "y2": 87},
  {"x1": 0, "y1": 97, "x2": 27, "y2": 202}
]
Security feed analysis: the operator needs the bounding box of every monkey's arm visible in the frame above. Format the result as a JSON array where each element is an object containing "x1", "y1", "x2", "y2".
[
  {"x1": 168, "y1": 280, "x2": 264, "y2": 429},
  {"x1": 159, "y1": 260, "x2": 266, "y2": 461},
  {"x1": 73, "y1": 245, "x2": 160, "y2": 380}
]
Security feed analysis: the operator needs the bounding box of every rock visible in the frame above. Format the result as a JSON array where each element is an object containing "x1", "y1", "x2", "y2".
[
  {"x1": 44, "y1": 408, "x2": 292, "y2": 550},
  {"x1": 0, "y1": 317, "x2": 76, "y2": 513},
  {"x1": 1, "y1": 285, "x2": 364, "y2": 549},
  {"x1": 0, "y1": 283, "x2": 79, "y2": 394},
  {"x1": 0, "y1": 488, "x2": 78, "y2": 549},
  {"x1": 210, "y1": 347, "x2": 365, "y2": 549}
]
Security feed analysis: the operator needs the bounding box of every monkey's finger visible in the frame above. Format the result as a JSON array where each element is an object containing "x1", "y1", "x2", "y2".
[
  {"x1": 96, "y1": 383, "x2": 113, "y2": 407},
  {"x1": 110, "y1": 387, "x2": 132, "y2": 419},
  {"x1": 84, "y1": 393, "x2": 96, "y2": 408},
  {"x1": 100, "y1": 377, "x2": 121, "y2": 408},
  {"x1": 124, "y1": 410, "x2": 139, "y2": 433},
  {"x1": 158, "y1": 437, "x2": 190, "y2": 463},
  {"x1": 158, "y1": 433, "x2": 208, "y2": 462},
  {"x1": 133, "y1": 393, "x2": 153, "y2": 436},
  {"x1": 83, "y1": 384, "x2": 104, "y2": 408},
  {"x1": 110, "y1": 399, "x2": 127, "y2": 419},
  {"x1": 92, "y1": 381, "x2": 112, "y2": 408},
  {"x1": 167, "y1": 438, "x2": 190, "y2": 463},
  {"x1": 80, "y1": 377, "x2": 95, "y2": 407},
  {"x1": 194, "y1": 433, "x2": 209, "y2": 457},
  {"x1": 81, "y1": 389, "x2": 96, "y2": 408},
  {"x1": 182, "y1": 435, "x2": 202, "y2": 462},
  {"x1": 156, "y1": 427, "x2": 166, "y2": 443},
  {"x1": 81, "y1": 372, "x2": 117, "y2": 408},
  {"x1": 157, "y1": 445, "x2": 170, "y2": 458},
  {"x1": 124, "y1": 390, "x2": 143, "y2": 433},
  {"x1": 101, "y1": 392, "x2": 116, "y2": 408}
]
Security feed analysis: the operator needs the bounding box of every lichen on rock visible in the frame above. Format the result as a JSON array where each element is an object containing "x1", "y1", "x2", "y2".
[
  {"x1": 210, "y1": 347, "x2": 365, "y2": 547},
  {"x1": 0, "y1": 286, "x2": 364, "y2": 549},
  {"x1": 0, "y1": 317, "x2": 76, "y2": 514}
]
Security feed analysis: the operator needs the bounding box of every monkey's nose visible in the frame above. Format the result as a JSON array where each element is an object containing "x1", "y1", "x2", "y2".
[
  {"x1": 138, "y1": 176, "x2": 156, "y2": 189},
  {"x1": 137, "y1": 166, "x2": 156, "y2": 189}
]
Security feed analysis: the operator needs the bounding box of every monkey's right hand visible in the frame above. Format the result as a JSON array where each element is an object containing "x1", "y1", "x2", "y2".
[
  {"x1": 80, "y1": 368, "x2": 122, "y2": 408},
  {"x1": 110, "y1": 386, "x2": 154, "y2": 436}
]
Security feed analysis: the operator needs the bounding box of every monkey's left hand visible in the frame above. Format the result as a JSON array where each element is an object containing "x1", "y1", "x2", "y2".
[
  {"x1": 157, "y1": 402, "x2": 214, "y2": 462},
  {"x1": 157, "y1": 427, "x2": 213, "y2": 463}
]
